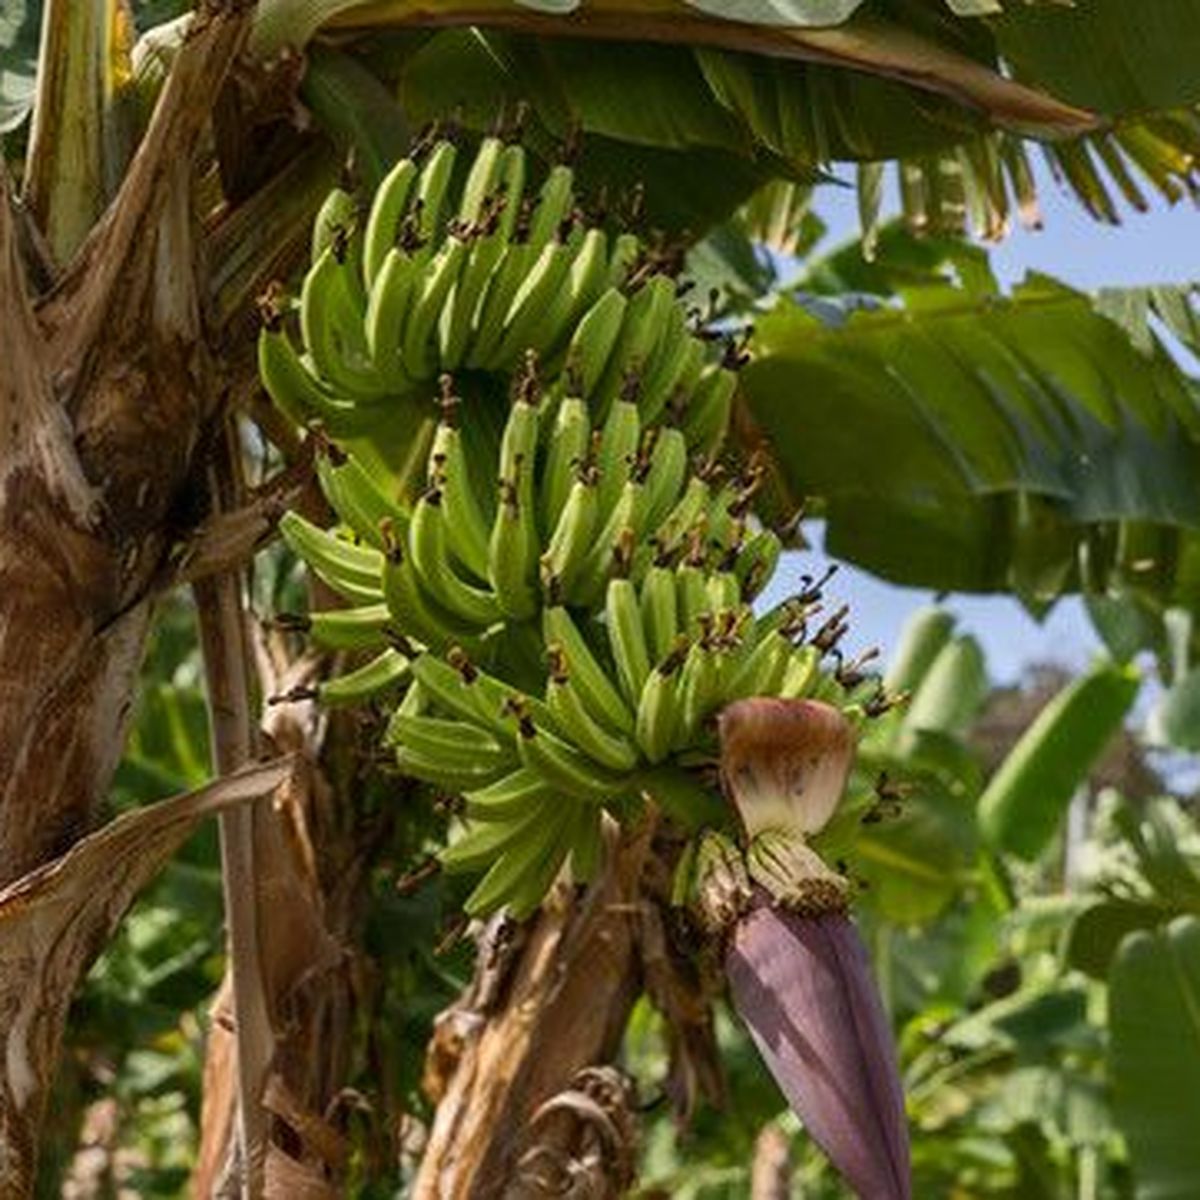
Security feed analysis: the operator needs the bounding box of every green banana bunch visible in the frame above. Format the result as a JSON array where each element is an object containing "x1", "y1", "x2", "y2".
[
  {"x1": 259, "y1": 134, "x2": 736, "y2": 448},
  {"x1": 264, "y1": 136, "x2": 903, "y2": 924}
]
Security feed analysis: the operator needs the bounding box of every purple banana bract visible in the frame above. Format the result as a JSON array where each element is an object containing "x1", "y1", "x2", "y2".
[{"x1": 726, "y1": 902, "x2": 911, "y2": 1200}]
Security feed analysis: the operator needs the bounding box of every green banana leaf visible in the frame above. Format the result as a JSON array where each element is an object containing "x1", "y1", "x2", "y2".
[
  {"x1": 1109, "y1": 916, "x2": 1200, "y2": 1200},
  {"x1": 234, "y1": 1, "x2": 1200, "y2": 236},
  {"x1": 741, "y1": 273, "x2": 1200, "y2": 605},
  {"x1": 976, "y1": 663, "x2": 1139, "y2": 861}
]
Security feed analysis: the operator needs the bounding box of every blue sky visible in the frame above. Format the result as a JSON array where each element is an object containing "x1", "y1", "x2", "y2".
[{"x1": 768, "y1": 164, "x2": 1198, "y2": 686}]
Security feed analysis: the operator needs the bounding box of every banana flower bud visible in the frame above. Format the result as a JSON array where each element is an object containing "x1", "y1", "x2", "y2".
[{"x1": 717, "y1": 698, "x2": 911, "y2": 1200}]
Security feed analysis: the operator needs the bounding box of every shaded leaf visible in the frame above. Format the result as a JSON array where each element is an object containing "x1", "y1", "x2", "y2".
[
  {"x1": 1150, "y1": 668, "x2": 1200, "y2": 751},
  {"x1": 993, "y1": 1, "x2": 1200, "y2": 115},
  {"x1": 1066, "y1": 899, "x2": 1168, "y2": 981},
  {"x1": 1109, "y1": 916, "x2": 1200, "y2": 1199},
  {"x1": 900, "y1": 635, "x2": 988, "y2": 742},
  {"x1": 854, "y1": 781, "x2": 977, "y2": 924},
  {"x1": 1114, "y1": 801, "x2": 1200, "y2": 914},
  {"x1": 685, "y1": 0, "x2": 864, "y2": 26},
  {"x1": 0, "y1": 0, "x2": 39, "y2": 133}
]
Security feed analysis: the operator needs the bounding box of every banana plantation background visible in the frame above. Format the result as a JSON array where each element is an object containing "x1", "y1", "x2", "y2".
[{"x1": 2, "y1": 0, "x2": 1200, "y2": 1197}]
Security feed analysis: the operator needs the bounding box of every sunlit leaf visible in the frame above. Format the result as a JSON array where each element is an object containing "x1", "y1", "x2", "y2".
[
  {"x1": 977, "y1": 663, "x2": 1139, "y2": 861},
  {"x1": 741, "y1": 273, "x2": 1200, "y2": 600}
]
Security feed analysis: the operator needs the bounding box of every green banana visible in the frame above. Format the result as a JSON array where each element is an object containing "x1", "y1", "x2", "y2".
[
  {"x1": 563, "y1": 287, "x2": 628, "y2": 400},
  {"x1": 395, "y1": 743, "x2": 513, "y2": 794},
  {"x1": 317, "y1": 646, "x2": 410, "y2": 706},
  {"x1": 488, "y1": 394, "x2": 541, "y2": 617},
  {"x1": 569, "y1": 805, "x2": 605, "y2": 884},
  {"x1": 462, "y1": 798, "x2": 572, "y2": 917},
  {"x1": 402, "y1": 233, "x2": 467, "y2": 380},
  {"x1": 427, "y1": 408, "x2": 492, "y2": 583},
  {"x1": 458, "y1": 135, "x2": 504, "y2": 227},
  {"x1": 279, "y1": 511, "x2": 384, "y2": 604},
  {"x1": 390, "y1": 713, "x2": 516, "y2": 775},
  {"x1": 315, "y1": 444, "x2": 408, "y2": 550},
  {"x1": 594, "y1": 274, "x2": 676, "y2": 416},
  {"x1": 635, "y1": 640, "x2": 689, "y2": 764},
  {"x1": 539, "y1": 396, "x2": 592, "y2": 534},
  {"x1": 258, "y1": 326, "x2": 383, "y2": 439},
  {"x1": 279, "y1": 603, "x2": 394, "y2": 652},
  {"x1": 363, "y1": 245, "x2": 421, "y2": 389},
  {"x1": 493, "y1": 142, "x2": 528, "y2": 242},
  {"x1": 526, "y1": 163, "x2": 575, "y2": 257},
  {"x1": 724, "y1": 629, "x2": 792, "y2": 702},
  {"x1": 440, "y1": 798, "x2": 549, "y2": 875},
  {"x1": 466, "y1": 241, "x2": 531, "y2": 368},
  {"x1": 735, "y1": 526, "x2": 783, "y2": 601},
  {"x1": 606, "y1": 231, "x2": 639, "y2": 289},
  {"x1": 408, "y1": 489, "x2": 502, "y2": 626},
  {"x1": 571, "y1": 478, "x2": 644, "y2": 607},
  {"x1": 555, "y1": 227, "x2": 610, "y2": 351},
  {"x1": 301, "y1": 244, "x2": 383, "y2": 400},
  {"x1": 639, "y1": 563, "x2": 680, "y2": 665},
  {"x1": 543, "y1": 606, "x2": 635, "y2": 736},
  {"x1": 494, "y1": 240, "x2": 575, "y2": 365},
  {"x1": 411, "y1": 139, "x2": 458, "y2": 256},
  {"x1": 673, "y1": 639, "x2": 721, "y2": 749},
  {"x1": 605, "y1": 577, "x2": 651, "y2": 710},
  {"x1": 681, "y1": 364, "x2": 737, "y2": 456},
  {"x1": 676, "y1": 557, "x2": 712, "y2": 638},
  {"x1": 464, "y1": 766, "x2": 557, "y2": 823},
  {"x1": 516, "y1": 719, "x2": 631, "y2": 804},
  {"x1": 382, "y1": 538, "x2": 482, "y2": 655},
  {"x1": 652, "y1": 475, "x2": 710, "y2": 561},
  {"x1": 546, "y1": 651, "x2": 640, "y2": 773},
  {"x1": 363, "y1": 156, "x2": 418, "y2": 287},
  {"x1": 445, "y1": 647, "x2": 563, "y2": 739},
  {"x1": 441, "y1": 143, "x2": 525, "y2": 367},
  {"x1": 779, "y1": 645, "x2": 820, "y2": 699},
  {"x1": 540, "y1": 469, "x2": 599, "y2": 602},
  {"x1": 596, "y1": 399, "x2": 641, "y2": 519},
  {"x1": 487, "y1": 487, "x2": 539, "y2": 620},
  {"x1": 498, "y1": 806, "x2": 578, "y2": 918},
  {"x1": 311, "y1": 187, "x2": 362, "y2": 288},
  {"x1": 639, "y1": 306, "x2": 695, "y2": 425},
  {"x1": 705, "y1": 570, "x2": 742, "y2": 614}
]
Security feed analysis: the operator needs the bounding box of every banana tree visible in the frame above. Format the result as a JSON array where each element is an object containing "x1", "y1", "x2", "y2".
[{"x1": 3, "y1": 0, "x2": 1200, "y2": 1195}]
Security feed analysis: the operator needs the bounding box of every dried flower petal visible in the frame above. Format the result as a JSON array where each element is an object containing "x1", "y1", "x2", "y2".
[
  {"x1": 726, "y1": 902, "x2": 910, "y2": 1200},
  {"x1": 691, "y1": 830, "x2": 753, "y2": 934},
  {"x1": 718, "y1": 699, "x2": 855, "y2": 840}
]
